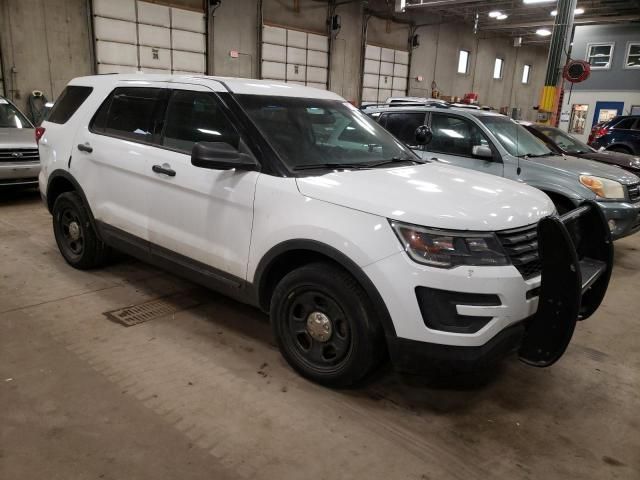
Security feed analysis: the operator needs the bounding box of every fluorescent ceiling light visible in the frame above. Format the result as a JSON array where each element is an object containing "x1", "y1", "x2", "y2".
[
  {"x1": 551, "y1": 8, "x2": 585, "y2": 15},
  {"x1": 488, "y1": 11, "x2": 502, "y2": 17},
  {"x1": 523, "y1": 0, "x2": 555, "y2": 4},
  {"x1": 536, "y1": 28, "x2": 552, "y2": 36},
  {"x1": 497, "y1": 14, "x2": 508, "y2": 20}
]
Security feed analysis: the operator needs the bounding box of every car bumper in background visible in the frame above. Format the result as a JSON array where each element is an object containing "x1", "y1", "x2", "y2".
[
  {"x1": 0, "y1": 162, "x2": 40, "y2": 187},
  {"x1": 597, "y1": 200, "x2": 640, "y2": 239}
]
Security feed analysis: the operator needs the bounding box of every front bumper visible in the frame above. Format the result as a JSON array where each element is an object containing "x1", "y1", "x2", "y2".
[
  {"x1": 0, "y1": 162, "x2": 40, "y2": 187},
  {"x1": 597, "y1": 200, "x2": 640, "y2": 239},
  {"x1": 368, "y1": 202, "x2": 612, "y2": 373}
]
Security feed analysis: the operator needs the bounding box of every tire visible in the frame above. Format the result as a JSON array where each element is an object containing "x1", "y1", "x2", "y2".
[
  {"x1": 52, "y1": 192, "x2": 110, "y2": 270},
  {"x1": 270, "y1": 262, "x2": 384, "y2": 388}
]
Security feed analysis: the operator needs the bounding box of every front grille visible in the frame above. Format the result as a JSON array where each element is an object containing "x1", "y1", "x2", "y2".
[
  {"x1": 628, "y1": 183, "x2": 640, "y2": 203},
  {"x1": 0, "y1": 148, "x2": 39, "y2": 163},
  {"x1": 496, "y1": 223, "x2": 541, "y2": 280}
]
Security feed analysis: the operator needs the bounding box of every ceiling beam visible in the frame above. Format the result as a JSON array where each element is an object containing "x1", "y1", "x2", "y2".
[{"x1": 481, "y1": 14, "x2": 640, "y2": 30}]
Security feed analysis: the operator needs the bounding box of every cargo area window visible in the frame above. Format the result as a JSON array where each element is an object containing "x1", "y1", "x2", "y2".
[
  {"x1": 47, "y1": 86, "x2": 93, "y2": 124},
  {"x1": 586, "y1": 43, "x2": 614, "y2": 69}
]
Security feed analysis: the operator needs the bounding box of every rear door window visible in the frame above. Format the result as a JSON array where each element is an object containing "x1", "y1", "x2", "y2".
[
  {"x1": 382, "y1": 112, "x2": 427, "y2": 147},
  {"x1": 47, "y1": 86, "x2": 93, "y2": 124},
  {"x1": 161, "y1": 90, "x2": 240, "y2": 154},
  {"x1": 91, "y1": 87, "x2": 168, "y2": 143},
  {"x1": 614, "y1": 118, "x2": 637, "y2": 130}
]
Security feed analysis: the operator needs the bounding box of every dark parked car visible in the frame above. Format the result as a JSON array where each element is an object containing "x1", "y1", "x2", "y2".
[
  {"x1": 521, "y1": 122, "x2": 640, "y2": 174},
  {"x1": 588, "y1": 115, "x2": 640, "y2": 155}
]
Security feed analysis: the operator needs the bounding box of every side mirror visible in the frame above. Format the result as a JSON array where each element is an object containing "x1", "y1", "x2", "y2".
[
  {"x1": 191, "y1": 142, "x2": 258, "y2": 171},
  {"x1": 472, "y1": 145, "x2": 493, "y2": 159},
  {"x1": 415, "y1": 125, "x2": 433, "y2": 145}
]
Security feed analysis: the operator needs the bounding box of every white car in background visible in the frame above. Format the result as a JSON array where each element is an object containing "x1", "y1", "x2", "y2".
[
  {"x1": 38, "y1": 75, "x2": 612, "y2": 387},
  {"x1": 0, "y1": 96, "x2": 40, "y2": 188}
]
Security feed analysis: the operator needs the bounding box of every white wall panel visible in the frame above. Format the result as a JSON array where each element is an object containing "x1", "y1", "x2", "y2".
[
  {"x1": 363, "y1": 74, "x2": 379, "y2": 88},
  {"x1": 262, "y1": 43, "x2": 286, "y2": 63},
  {"x1": 286, "y1": 64, "x2": 306, "y2": 82},
  {"x1": 96, "y1": 41, "x2": 138, "y2": 66},
  {"x1": 141, "y1": 66, "x2": 171, "y2": 74},
  {"x1": 138, "y1": 24, "x2": 170, "y2": 48},
  {"x1": 172, "y1": 30, "x2": 206, "y2": 53},
  {"x1": 93, "y1": 0, "x2": 135, "y2": 21},
  {"x1": 137, "y1": 1, "x2": 170, "y2": 27},
  {"x1": 380, "y1": 62, "x2": 393, "y2": 76},
  {"x1": 307, "y1": 82, "x2": 326, "y2": 90},
  {"x1": 391, "y1": 90, "x2": 405, "y2": 98},
  {"x1": 287, "y1": 47, "x2": 306, "y2": 65},
  {"x1": 262, "y1": 26, "x2": 286, "y2": 45},
  {"x1": 171, "y1": 8, "x2": 205, "y2": 33},
  {"x1": 139, "y1": 46, "x2": 171, "y2": 69},
  {"x1": 380, "y1": 48, "x2": 394, "y2": 62},
  {"x1": 94, "y1": 17, "x2": 137, "y2": 43},
  {"x1": 307, "y1": 33, "x2": 328, "y2": 52},
  {"x1": 362, "y1": 88, "x2": 378, "y2": 102},
  {"x1": 97, "y1": 64, "x2": 138, "y2": 74},
  {"x1": 172, "y1": 50, "x2": 205, "y2": 72},
  {"x1": 378, "y1": 89, "x2": 391, "y2": 102},
  {"x1": 364, "y1": 59, "x2": 380, "y2": 75},
  {"x1": 307, "y1": 50, "x2": 328, "y2": 68},
  {"x1": 307, "y1": 66, "x2": 327, "y2": 83},
  {"x1": 261, "y1": 61, "x2": 286, "y2": 80},
  {"x1": 365, "y1": 45, "x2": 381, "y2": 60},
  {"x1": 392, "y1": 76, "x2": 407, "y2": 90},
  {"x1": 286, "y1": 30, "x2": 307, "y2": 49},
  {"x1": 393, "y1": 63, "x2": 408, "y2": 78},
  {"x1": 394, "y1": 50, "x2": 409, "y2": 65},
  {"x1": 378, "y1": 76, "x2": 392, "y2": 88}
]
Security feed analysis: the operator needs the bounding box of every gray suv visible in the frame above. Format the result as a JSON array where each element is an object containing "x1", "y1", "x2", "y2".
[
  {"x1": 0, "y1": 96, "x2": 40, "y2": 188},
  {"x1": 365, "y1": 104, "x2": 640, "y2": 239}
]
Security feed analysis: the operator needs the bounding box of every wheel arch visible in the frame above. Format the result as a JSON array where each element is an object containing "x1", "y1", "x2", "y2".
[
  {"x1": 46, "y1": 170, "x2": 100, "y2": 233},
  {"x1": 253, "y1": 239, "x2": 396, "y2": 338},
  {"x1": 605, "y1": 143, "x2": 633, "y2": 154}
]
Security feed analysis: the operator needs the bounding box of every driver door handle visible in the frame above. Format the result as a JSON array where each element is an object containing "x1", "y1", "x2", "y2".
[
  {"x1": 152, "y1": 164, "x2": 176, "y2": 177},
  {"x1": 77, "y1": 143, "x2": 93, "y2": 153}
]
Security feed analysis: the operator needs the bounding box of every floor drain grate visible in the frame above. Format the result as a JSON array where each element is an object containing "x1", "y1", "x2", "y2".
[{"x1": 103, "y1": 291, "x2": 204, "y2": 327}]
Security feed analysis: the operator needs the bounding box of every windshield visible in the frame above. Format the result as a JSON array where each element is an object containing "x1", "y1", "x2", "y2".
[
  {"x1": 479, "y1": 115, "x2": 551, "y2": 158},
  {"x1": 0, "y1": 99, "x2": 32, "y2": 129},
  {"x1": 236, "y1": 95, "x2": 417, "y2": 170},
  {"x1": 535, "y1": 126, "x2": 591, "y2": 154}
]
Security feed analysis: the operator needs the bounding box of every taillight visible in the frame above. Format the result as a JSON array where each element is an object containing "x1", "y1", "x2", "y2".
[
  {"x1": 35, "y1": 127, "x2": 46, "y2": 145},
  {"x1": 594, "y1": 127, "x2": 608, "y2": 139}
]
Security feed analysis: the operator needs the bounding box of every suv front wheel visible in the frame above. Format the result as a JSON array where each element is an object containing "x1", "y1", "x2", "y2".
[
  {"x1": 270, "y1": 262, "x2": 384, "y2": 387},
  {"x1": 52, "y1": 192, "x2": 110, "y2": 269}
]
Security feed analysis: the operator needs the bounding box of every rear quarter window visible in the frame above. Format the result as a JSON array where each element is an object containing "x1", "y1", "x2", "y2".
[{"x1": 47, "y1": 86, "x2": 93, "y2": 124}]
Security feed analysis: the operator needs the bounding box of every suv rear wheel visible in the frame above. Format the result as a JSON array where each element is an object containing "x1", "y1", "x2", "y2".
[
  {"x1": 270, "y1": 262, "x2": 384, "y2": 387},
  {"x1": 52, "y1": 192, "x2": 110, "y2": 269}
]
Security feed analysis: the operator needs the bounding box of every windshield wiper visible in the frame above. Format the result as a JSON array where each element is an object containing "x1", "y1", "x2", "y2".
[
  {"x1": 368, "y1": 156, "x2": 426, "y2": 168},
  {"x1": 293, "y1": 162, "x2": 373, "y2": 171}
]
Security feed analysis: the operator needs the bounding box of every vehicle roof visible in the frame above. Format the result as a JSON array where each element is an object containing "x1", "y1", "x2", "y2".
[
  {"x1": 363, "y1": 104, "x2": 504, "y2": 118},
  {"x1": 68, "y1": 74, "x2": 344, "y2": 100}
]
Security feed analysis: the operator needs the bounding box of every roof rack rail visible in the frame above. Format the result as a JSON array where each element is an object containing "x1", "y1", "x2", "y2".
[{"x1": 360, "y1": 101, "x2": 451, "y2": 110}]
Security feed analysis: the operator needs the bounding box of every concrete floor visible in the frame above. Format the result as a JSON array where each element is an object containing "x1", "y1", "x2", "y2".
[{"x1": 1, "y1": 189, "x2": 639, "y2": 480}]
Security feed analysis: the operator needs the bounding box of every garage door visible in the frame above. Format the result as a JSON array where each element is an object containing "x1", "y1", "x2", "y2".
[
  {"x1": 362, "y1": 44, "x2": 409, "y2": 103},
  {"x1": 261, "y1": 25, "x2": 328, "y2": 90},
  {"x1": 92, "y1": 0, "x2": 206, "y2": 75}
]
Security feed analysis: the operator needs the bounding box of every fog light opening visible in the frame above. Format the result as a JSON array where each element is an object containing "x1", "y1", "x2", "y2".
[{"x1": 607, "y1": 219, "x2": 616, "y2": 232}]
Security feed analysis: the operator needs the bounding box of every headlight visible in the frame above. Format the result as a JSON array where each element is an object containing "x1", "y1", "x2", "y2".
[
  {"x1": 390, "y1": 221, "x2": 510, "y2": 268},
  {"x1": 579, "y1": 175, "x2": 625, "y2": 200}
]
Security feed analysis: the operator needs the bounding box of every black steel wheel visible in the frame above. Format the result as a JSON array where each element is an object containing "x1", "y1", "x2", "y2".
[
  {"x1": 270, "y1": 262, "x2": 384, "y2": 387},
  {"x1": 52, "y1": 192, "x2": 110, "y2": 269}
]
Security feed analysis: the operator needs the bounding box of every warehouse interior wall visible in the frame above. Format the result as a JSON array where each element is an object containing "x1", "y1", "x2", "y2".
[
  {"x1": 0, "y1": 0, "x2": 549, "y2": 118},
  {"x1": 0, "y1": 0, "x2": 92, "y2": 111}
]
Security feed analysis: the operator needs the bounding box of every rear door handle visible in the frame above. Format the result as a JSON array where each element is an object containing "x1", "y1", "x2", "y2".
[
  {"x1": 152, "y1": 164, "x2": 176, "y2": 177},
  {"x1": 77, "y1": 143, "x2": 93, "y2": 153}
]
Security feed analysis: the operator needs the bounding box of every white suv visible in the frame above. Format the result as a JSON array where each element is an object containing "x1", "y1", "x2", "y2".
[{"x1": 38, "y1": 75, "x2": 613, "y2": 387}]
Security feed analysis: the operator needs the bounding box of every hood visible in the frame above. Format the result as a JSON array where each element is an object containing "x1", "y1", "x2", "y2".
[
  {"x1": 0, "y1": 128, "x2": 37, "y2": 150},
  {"x1": 524, "y1": 153, "x2": 639, "y2": 185},
  {"x1": 296, "y1": 163, "x2": 555, "y2": 231},
  {"x1": 577, "y1": 150, "x2": 640, "y2": 174}
]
